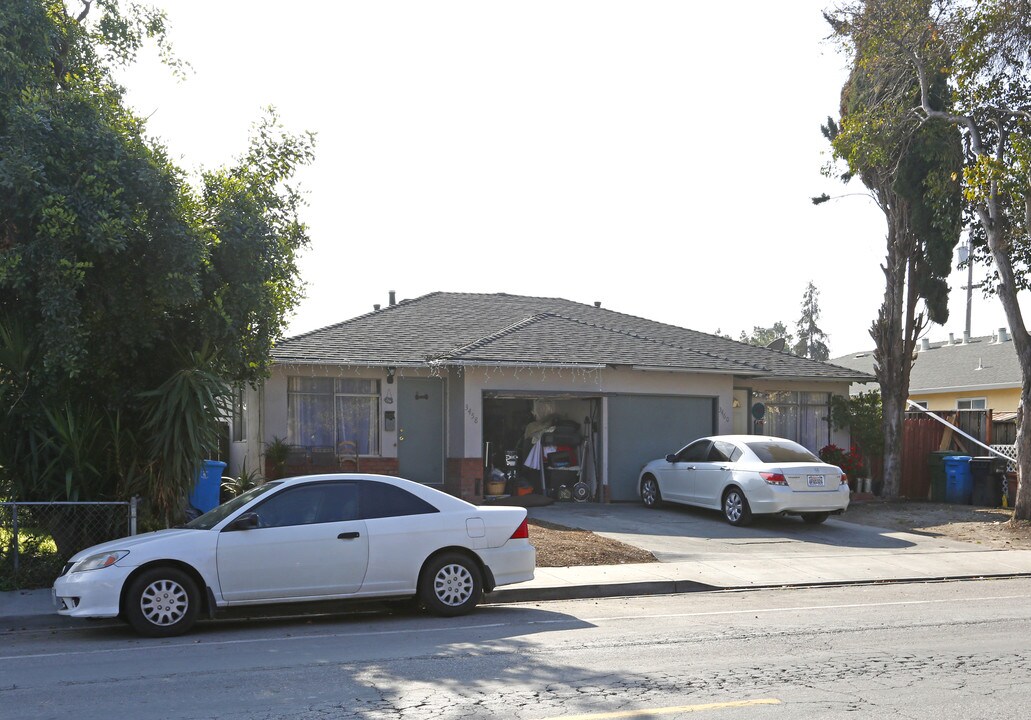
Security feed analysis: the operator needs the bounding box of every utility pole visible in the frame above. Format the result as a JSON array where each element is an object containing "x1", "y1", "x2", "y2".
[{"x1": 958, "y1": 234, "x2": 975, "y2": 337}]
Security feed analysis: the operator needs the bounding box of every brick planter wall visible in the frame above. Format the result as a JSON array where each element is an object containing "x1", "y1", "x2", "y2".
[{"x1": 446, "y1": 458, "x2": 484, "y2": 502}]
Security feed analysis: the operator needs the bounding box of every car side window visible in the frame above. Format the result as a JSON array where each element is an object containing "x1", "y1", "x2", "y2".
[
  {"x1": 252, "y1": 482, "x2": 358, "y2": 528},
  {"x1": 710, "y1": 441, "x2": 740, "y2": 462},
  {"x1": 676, "y1": 441, "x2": 711, "y2": 462},
  {"x1": 359, "y1": 481, "x2": 439, "y2": 519}
]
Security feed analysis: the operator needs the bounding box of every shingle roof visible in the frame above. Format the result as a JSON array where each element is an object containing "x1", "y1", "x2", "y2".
[
  {"x1": 831, "y1": 334, "x2": 1022, "y2": 392},
  {"x1": 273, "y1": 292, "x2": 873, "y2": 381}
]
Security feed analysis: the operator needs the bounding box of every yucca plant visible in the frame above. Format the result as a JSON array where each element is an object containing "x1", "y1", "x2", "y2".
[{"x1": 138, "y1": 345, "x2": 232, "y2": 526}]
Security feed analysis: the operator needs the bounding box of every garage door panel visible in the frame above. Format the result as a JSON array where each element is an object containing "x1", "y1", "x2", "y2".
[{"x1": 607, "y1": 396, "x2": 715, "y2": 502}]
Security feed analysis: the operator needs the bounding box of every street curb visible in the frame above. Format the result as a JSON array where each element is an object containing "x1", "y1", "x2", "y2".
[
  {"x1": 484, "y1": 571, "x2": 1031, "y2": 605},
  {"x1": 487, "y1": 579, "x2": 717, "y2": 603},
  {"x1": 8, "y1": 572, "x2": 1031, "y2": 633}
]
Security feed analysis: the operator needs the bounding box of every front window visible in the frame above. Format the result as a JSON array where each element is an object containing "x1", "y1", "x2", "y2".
[
  {"x1": 287, "y1": 377, "x2": 381, "y2": 454},
  {"x1": 751, "y1": 391, "x2": 831, "y2": 452},
  {"x1": 957, "y1": 398, "x2": 986, "y2": 410}
]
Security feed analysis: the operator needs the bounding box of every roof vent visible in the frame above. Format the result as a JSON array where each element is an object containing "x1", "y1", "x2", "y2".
[
  {"x1": 976, "y1": 357, "x2": 984, "y2": 370},
  {"x1": 374, "y1": 303, "x2": 381, "y2": 311},
  {"x1": 963, "y1": 330, "x2": 971, "y2": 344},
  {"x1": 389, "y1": 290, "x2": 396, "y2": 306},
  {"x1": 594, "y1": 301, "x2": 601, "y2": 308},
  {"x1": 998, "y1": 327, "x2": 1010, "y2": 342},
  {"x1": 920, "y1": 338, "x2": 930, "y2": 351},
  {"x1": 948, "y1": 332, "x2": 956, "y2": 345}
]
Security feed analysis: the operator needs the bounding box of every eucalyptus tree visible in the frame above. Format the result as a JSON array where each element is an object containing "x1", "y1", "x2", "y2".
[
  {"x1": 822, "y1": 0, "x2": 964, "y2": 498},
  {"x1": 0, "y1": 1, "x2": 314, "y2": 523}
]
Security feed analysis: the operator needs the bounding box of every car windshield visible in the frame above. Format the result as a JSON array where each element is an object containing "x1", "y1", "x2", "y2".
[
  {"x1": 185, "y1": 482, "x2": 281, "y2": 530},
  {"x1": 745, "y1": 440, "x2": 820, "y2": 464}
]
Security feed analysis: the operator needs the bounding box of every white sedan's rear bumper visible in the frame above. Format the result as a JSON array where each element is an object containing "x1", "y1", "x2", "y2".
[
  {"x1": 748, "y1": 483, "x2": 851, "y2": 515},
  {"x1": 479, "y1": 541, "x2": 535, "y2": 589}
]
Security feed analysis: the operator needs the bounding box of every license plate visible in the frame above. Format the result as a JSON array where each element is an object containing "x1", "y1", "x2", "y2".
[{"x1": 807, "y1": 475, "x2": 825, "y2": 487}]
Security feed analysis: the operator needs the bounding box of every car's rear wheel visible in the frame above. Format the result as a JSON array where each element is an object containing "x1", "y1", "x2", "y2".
[
  {"x1": 124, "y1": 567, "x2": 200, "y2": 637},
  {"x1": 419, "y1": 552, "x2": 482, "y2": 617},
  {"x1": 801, "y1": 512, "x2": 830, "y2": 524},
  {"x1": 722, "y1": 487, "x2": 753, "y2": 526},
  {"x1": 641, "y1": 476, "x2": 662, "y2": 508}
]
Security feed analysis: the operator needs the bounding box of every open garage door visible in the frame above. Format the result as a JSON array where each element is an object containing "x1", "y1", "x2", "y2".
[{"x1": 606, "y1": 395, "x2": 716, "y2": 501}]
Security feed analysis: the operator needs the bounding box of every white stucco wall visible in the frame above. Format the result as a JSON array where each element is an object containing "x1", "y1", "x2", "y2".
[{"x1": 237, "y1": 363, "x2": 856, "y2": 479}]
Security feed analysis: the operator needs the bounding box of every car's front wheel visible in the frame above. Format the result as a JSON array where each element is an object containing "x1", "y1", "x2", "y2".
[
  {"x1": 801, "y1": 512, "x2": 830, "y2": 524},
  {"x1": 419, "y1": 552, "x2": 482, "y2": 617},
  {"x1": 124, "y1": 566, "x2": 200, "y2": 637},
  {"x1": 641, "y1": 476, "x2": 662, "y2": 508},
  {"x1": 722, "y1": 487, "x2": 753, "y2": 526}
]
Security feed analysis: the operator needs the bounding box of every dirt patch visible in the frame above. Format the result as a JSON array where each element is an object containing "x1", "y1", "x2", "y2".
[
  {"x1": 528, "y1": 519, "x2": 657, "y2": 567},
  {"x1": 840, "y1": 499, "x2": 1031, "y2": 549},
  {"x1": 528, "y1": 500, "x2": 1031, "y2": 567}
]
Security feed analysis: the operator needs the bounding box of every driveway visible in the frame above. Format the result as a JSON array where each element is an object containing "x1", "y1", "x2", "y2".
[{"x1": 527, "y1": 501, "x2": 1005, "y2": 568}]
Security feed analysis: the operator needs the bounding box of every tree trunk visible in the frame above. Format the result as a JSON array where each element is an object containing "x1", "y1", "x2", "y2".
[
  {"x1": 872, "y1": 208, "x2": 918, "y2": 499},
  {"x1": 983, "y1": 221, "x2": 1031, "y2": 520}
]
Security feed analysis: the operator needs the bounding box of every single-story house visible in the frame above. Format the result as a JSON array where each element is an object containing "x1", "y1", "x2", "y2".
[{"x1": 232, "y1": 292, "x2": 873, "y2": 502}]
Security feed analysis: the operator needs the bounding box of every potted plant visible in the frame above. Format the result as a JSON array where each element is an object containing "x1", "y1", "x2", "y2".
[{"x1": 263, "y1": 437, "x2": 290, "y2": 480}]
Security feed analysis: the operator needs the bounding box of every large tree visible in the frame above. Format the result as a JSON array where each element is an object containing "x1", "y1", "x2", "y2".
[
  {"x1": 823, "y1": 0, "x2": 964, "y2": 499},
  {"x1": 0, "y1": 1, "x2": 314, "y2": 523},
  {"x1": 827, "y1": 0, "x2": 1031, "y2": 521}
]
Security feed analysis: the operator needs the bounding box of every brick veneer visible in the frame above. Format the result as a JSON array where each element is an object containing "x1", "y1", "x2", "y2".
[{"x1": 446, "y1": 457, "x2": 484, "y2": 502}]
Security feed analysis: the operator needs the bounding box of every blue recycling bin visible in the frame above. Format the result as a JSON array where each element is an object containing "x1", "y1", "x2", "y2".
[
  {"x1": 189, "y1": 460, "x2": 227, "y2": 513},
  {"x1": 942, "y1": 455, "x2": 972, "y2": 504}
]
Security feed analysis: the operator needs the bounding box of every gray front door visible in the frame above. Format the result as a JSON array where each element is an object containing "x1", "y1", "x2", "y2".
[{"x1": 397, "y1": 377, "x2": 444, "y2": 485}]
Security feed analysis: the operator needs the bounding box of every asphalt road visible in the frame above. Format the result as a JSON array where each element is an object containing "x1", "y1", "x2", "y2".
[{"x1": 3, "y1": 578, "x2": 1029, "y2": 719}]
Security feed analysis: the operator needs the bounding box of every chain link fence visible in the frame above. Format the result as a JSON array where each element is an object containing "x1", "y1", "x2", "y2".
[{"x1": 0, "y1": 500, "x2": 138, "y2": 591}]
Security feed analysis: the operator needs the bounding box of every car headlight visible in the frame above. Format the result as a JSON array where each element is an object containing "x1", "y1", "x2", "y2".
[{"x1": 72, "y1": 550, "x2": 129, "y2": 572}]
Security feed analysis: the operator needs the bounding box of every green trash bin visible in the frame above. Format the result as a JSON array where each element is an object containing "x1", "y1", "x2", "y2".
[{"x1": 928, "y1": 451, "x2": 965, "y2": 502}]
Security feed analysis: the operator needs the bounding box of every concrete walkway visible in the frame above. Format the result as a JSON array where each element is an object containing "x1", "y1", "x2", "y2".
[{"x1": 6, "y1": 502, "x2": 1031, "y2": 631}]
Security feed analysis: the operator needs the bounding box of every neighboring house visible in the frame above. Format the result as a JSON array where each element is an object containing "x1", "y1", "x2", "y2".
[
  {"x1": 831, "y1": 329, "x2": 1021, "y2": 411},
  {"x1": 831, "y1": 328, "x2": 1022, "y2": 441},
  {"x1": 233, "y1": 292, "x2": 872, "y2": 502}
]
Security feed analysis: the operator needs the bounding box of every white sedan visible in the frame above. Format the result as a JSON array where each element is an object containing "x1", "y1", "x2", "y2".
[
  {"x1": 54, "y1": 474, "x2": 535, "y2": 637},
  {"x1": 638, "y1": 435, "x2": 849, "y2": 526}
]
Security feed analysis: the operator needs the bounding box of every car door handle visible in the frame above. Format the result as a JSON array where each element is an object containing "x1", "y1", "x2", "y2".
[{"x1": 337, "y1": 532, "x2": 360, "y2": 540}]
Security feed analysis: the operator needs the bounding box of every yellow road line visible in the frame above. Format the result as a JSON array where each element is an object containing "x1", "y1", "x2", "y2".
[{"x1": 544, "y1": 698, "x2": 782, "y2": 719}]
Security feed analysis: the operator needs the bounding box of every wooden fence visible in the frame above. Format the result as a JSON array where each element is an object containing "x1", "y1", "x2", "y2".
[{"x1": 900, "y1": 410, "x2": 991, "y2": 500}]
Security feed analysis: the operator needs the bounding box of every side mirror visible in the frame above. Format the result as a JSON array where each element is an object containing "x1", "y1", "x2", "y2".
[
  {"x1": 224, "y1": 512, "x2": 260, "y2": 531},
  {"x1": 665, "y1": 454, "x2": 677, "y2": 463}
]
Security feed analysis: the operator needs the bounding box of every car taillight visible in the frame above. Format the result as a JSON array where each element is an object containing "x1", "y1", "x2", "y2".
[
  {"x1": 761, "y1": 472, "x2": 788, "y2": 486},
  {"x1": 840, "y1": 473, "x2": 849, "y2": 486},
  {"x1": 510, "y1": 518, "x2": 529, "y2": 539}
]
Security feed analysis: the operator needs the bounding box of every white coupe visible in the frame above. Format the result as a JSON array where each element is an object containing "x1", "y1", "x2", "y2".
[
  {"x1": 54, "y1": 474, "x2": 535, "y2": 636},
  {"x1": 638, "y1": 435, "x2": 850, "y2": 525}
]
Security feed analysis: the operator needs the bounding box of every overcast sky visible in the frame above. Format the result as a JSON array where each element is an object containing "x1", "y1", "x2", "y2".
[{"x1": 116, "y1": 0, "x2": 1026, "y2": 357}]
